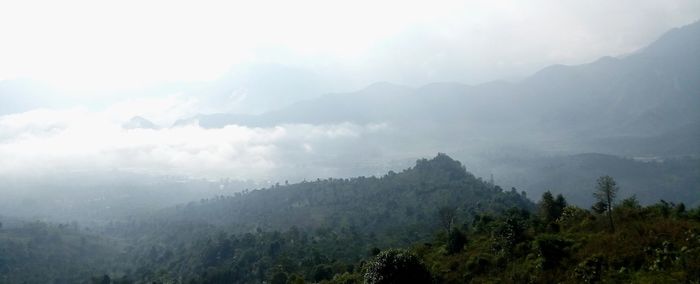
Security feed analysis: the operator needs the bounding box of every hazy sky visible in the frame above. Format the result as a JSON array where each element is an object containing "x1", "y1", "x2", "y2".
[
  {"x1": 1, "y1": 0, "x2": 699, "y2": 92},
  {"x1": 0, "y1": 108, "x2": 389, "y2": 180},
  {"x1": 1, "y1": 0, "x2": 699, "y2": 180}
]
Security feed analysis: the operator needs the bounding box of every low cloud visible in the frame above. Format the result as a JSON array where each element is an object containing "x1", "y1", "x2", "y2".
[{"x1": 0, "y1": 107, "x2": 388, "y2": 180}]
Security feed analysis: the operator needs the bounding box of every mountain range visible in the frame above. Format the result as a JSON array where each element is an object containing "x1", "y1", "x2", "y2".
[{"x1": 179, "y1": 21, "x2": 700, "y2": 158}]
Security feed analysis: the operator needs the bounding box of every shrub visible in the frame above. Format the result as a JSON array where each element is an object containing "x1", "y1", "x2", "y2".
[{"x1": 363, "y1": 249, "x2": 432, "y2": 284}]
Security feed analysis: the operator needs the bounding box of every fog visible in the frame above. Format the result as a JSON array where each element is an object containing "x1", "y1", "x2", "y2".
[
  {"x1": 1, "y1": 1, "x2": 699, "y2": 222},
  {"x1": 0, "y1": 107, "x2": 391, "y2": 180},
  {"x1": 2, "y1": 3, "x2": 700, "y2": 283},
  {"x1": 2, "y1": 1, "x2": 699, "y2": 107}
]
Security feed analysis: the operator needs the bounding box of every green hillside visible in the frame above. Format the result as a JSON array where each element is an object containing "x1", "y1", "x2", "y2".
[{"x1": 1, "y1": 154, "x2": 699, "y2": 283}]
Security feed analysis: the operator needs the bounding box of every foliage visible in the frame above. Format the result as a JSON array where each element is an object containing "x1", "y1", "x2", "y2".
[
  {"x1": 0, "y1": 221, "x2": 121, "y2": 283},
  {"x1": 446, "y1": 228, "x2": 467, "y2": 254},
  {"x1": 1, "y1": 155, "x2": 698, "y2": 283},
  {"x1": 594, "y1": 175, "x2": 619, "y2": 232},
  {"x1": 533, "y1": 234, "x2": 573, "y2": 270},
  {"x1": 363, "y1": 249, "x2": 432, "y2": 284},
  {"x1": 538, "y1": 191, "x2": 567, "y2": 232}
]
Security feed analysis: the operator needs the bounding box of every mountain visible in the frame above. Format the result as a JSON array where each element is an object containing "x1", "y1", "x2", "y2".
[
  {"x1": 520, "y1": 20, "x2": 700, "y2": 138},
  {"x1": 122, "y1": 116, "x2": 158, "y2": 129},
  {"x1": 173, "y1": 82, "x2": 415, "y2": 127},
  {"x1": 0, "y1": 171, "x2": 255, "y2": 224},
  {"x1": 91, "y1": 154, "x2": 533, "y2": 282},
  {"x1": 0, "y1": 221, "x2": 121, "y2": 283},
  {"x1": 177, "y1": 63, "x2": 344, "y2": 115},
  {"x1": 4, "y1": 154, "x2": 697, "y2": 283},
  {"x1": 180, "y1": 21, "x2": 700, "y2": 157},
  {"x1": 0, "y1": 154, "x2": 534, "y2": 283},
  {"x1": 490, "y1": 153, "x2": 700, "y2": 207},
  {"x1": 141, "y1": 154, "x2": 533, "y2": 239}
]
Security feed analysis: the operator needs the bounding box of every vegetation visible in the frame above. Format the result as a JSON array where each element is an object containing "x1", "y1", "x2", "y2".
[
  {"x1": 0, "y1": 154, "x2": 698, "y2": 283},
  {"x1": 593, "y1": 175, "x2": 619, "y2": 232},
  {"x1": 363, "y1": 249, "x2": 432, "y2": 284},
  {"x1": 0, "y1": 221, "x2": 121, "y2": 283},
  {"x1": 496, "y1": 154, "x2": 700, "y2": 208}
]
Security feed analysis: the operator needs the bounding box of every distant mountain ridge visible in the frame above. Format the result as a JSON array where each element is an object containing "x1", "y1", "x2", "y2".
[
  {"x1": 179, "y1": 21, "x2": 700, "y2": 157},
  {"x1": 122, "y1": 116, "x2": 157, "y2": 129},
  {"x1": 492, "y1": 153, "x2": 700, "y2": 208}
]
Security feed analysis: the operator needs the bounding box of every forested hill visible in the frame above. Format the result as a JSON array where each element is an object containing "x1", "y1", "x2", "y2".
[
  {"x1": 89, "y1": 154, "x2": 533, "y2": 283},
  {"x1": 3, "y1": 154, "x2": 700, "y2": 283},
  {"x1": 128, "y1": 154, "x2": 533, "y2": 239}
]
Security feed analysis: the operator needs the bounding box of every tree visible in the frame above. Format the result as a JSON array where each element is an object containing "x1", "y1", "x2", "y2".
[
  {"x1": 594, "y1": 176, "x2": 618, "y2": 232},
  {"x1": 554, "y1": 194, "x2": 567, "y2": 216},
  {"x1": 676, "y1": 203, "x2": 686, "y2": 217},
  {"x1": 438, "y1": 206, "x2": 457, "y2": 234},
  {"x1": 493, "y1": 208, "x2": 529, "y2": 257},
  {"x1": 364, "y1": 249, "x2": 432, "y2": 284},
  {"x1": 287, "y1": 274, "x2": 306, "y2": 284},
  {"x1": 312, "y1": 264, "x2": 333, "y2": 282},
  {"x1": 446, "y1": 228, "x2": 467, "y2": 254},
  {"x1": 368, "y1": 247, "x2": 381, "y2": 257},
  {"x1": 534, "y1": 234, "x2": 573, "y2": 270},
  {"x1": 270, "y1": 270, "x2": 288, "y2": 284},
  {"x1": 539, "y1": 191, "x2": 567, "y2": 232},
  {"x1": 539, "y1": 191, "x2": 556, "y2": 223},
  {"x1": 620, "y1": 195, "x2": 641, "y2": 210},
  {"x1": 591, "y1": 201, "x2": 607, "y2": 214}
]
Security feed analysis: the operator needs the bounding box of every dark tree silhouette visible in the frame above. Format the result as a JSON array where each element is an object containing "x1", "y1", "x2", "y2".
[
  {"x1": 438, "y1": 206, "x2": 457, "y2": 234},
  {"x1": 447, "y1": 228, "x2": 467, "y2": 254},
  {"x1": 594, "y1": 176, "x2": 618, "y2": 232},
  {"x1": 539, "y1": 191, "x2": 568, "y2": 232},
  {"x1": 539, "y1": 191, "x2": 556, "y2": 223},
  {"x1": 364, "y1": 249, "x2": 432, "y2": 284}
]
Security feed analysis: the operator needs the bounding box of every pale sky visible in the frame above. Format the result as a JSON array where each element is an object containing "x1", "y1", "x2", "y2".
[
  {"x1": 1, "y1": 0, "x2": 699, "y2": 93},
  {"x1": 1, "y1": 0, "x2": 699, "y2": 180}
]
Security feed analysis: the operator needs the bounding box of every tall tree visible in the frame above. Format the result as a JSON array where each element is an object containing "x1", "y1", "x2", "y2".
[
  {"x1": 594, "y1": 175, "x2": 618, "y2": 232},
  {"x1": 438, "y1": 206, "x2": 457, "y2": 234},
  {"x1": 446, "y1": 228, "x2": 467, "y2": 254},
  {"x1": 539, "y1": 191, "x2": 568, "y2": 232},
  {"x1": 539, "y1": 191, "x2": 556, "y2": 223},
  {"x1": 554, "y1": 194, "x2": 567, "y2": 215}
]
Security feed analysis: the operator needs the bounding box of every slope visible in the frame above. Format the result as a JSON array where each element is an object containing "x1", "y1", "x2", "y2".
[
  {"x1": 178, "y1": 21, "x2": 700, "y2": 157},
  {"x1": 144, "y1": 153, "x2": 533, "y2": 239}
]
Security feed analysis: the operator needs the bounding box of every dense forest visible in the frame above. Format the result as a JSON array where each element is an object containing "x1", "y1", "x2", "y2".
[{"x1": 1, "y1": 154, "x2": 699, "y2": 283}]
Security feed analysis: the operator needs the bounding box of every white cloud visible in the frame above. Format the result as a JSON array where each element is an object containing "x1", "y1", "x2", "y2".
[
  {"x1": 104, "y1": 96, "x2": 200, "y2": 126},
  {"x1": 0, "y1": 107, "x2": 388, "y2": 180},
  {"x1": 0, "y1": 0, "x2": 697, "y2": 90}
]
